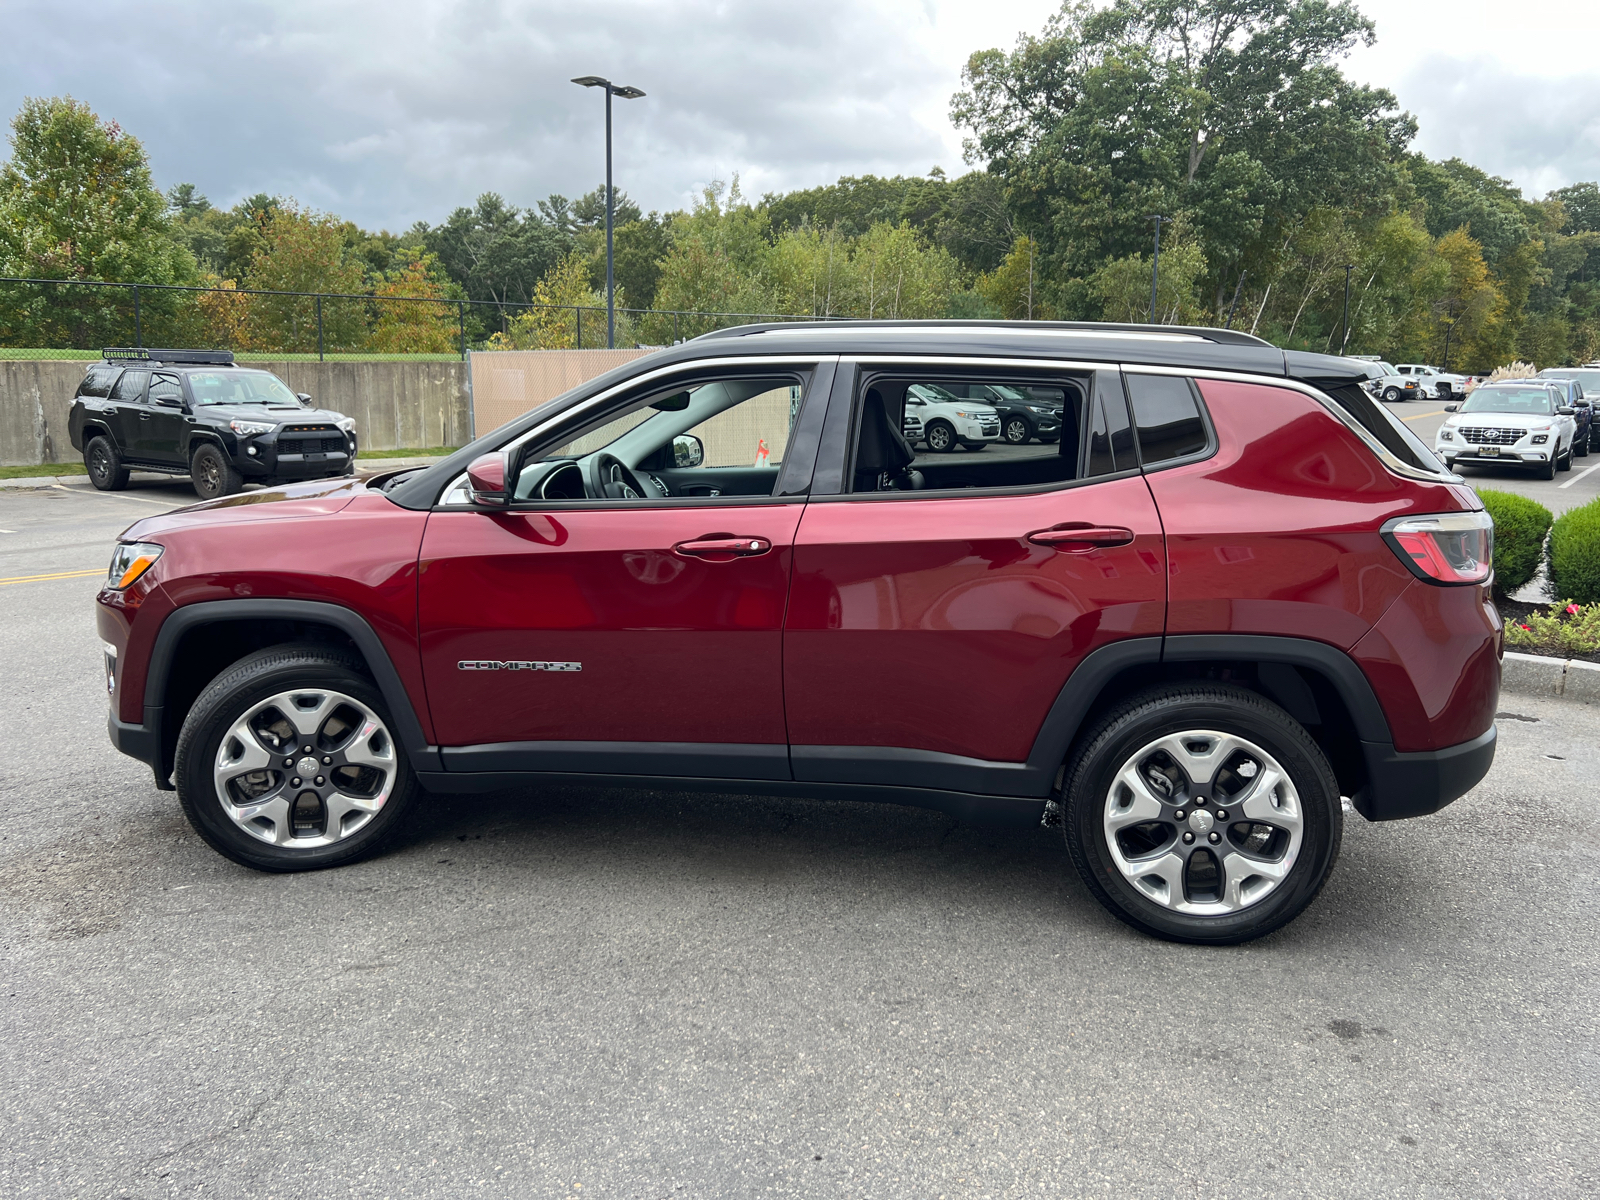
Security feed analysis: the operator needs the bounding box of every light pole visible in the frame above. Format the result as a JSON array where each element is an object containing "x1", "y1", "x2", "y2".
[
  {"x1": 1340, "y1": 264, "x2": 1354, "y2": 353},
  {"x1": 571, "y1": 75, "x2": 646, "y2": 349},
  {"x1": 1147, "y1": 215, "x2": 1166, "y2": 323}
]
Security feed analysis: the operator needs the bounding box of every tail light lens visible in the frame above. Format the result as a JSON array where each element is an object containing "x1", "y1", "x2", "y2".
[{"x1": 1381, "y1": 511, "x2": 1493, "y2": 585}]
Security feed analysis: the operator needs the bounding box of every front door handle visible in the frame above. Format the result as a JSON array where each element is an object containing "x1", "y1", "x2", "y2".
[
  {"x1": 1027, "y1": 525, "x2": 1135, "y2": 550},
  {"x1": 138, "y1": 410, "x2": 153, "y2": 420},
  {"x1": 674, "y1": 535, "x2": 772, "y2": 559}
]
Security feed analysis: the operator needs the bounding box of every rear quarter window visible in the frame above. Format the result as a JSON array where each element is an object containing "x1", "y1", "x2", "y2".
[
  {"x1": 77, "y1": 366, "x2": 120, "y2": 398},
  {"x1": 1125, "y1": 374, "x2": 1209, "y2": 465}
]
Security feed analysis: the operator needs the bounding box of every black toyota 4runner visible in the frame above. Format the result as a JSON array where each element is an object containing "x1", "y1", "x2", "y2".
[{"x1": 67, "y1": 349, "x2": 358, "y2": 500}]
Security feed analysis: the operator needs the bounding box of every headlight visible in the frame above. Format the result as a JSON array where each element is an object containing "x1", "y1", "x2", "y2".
[
  {"x1": 230, "y1": 419, "x2": 274, "y2": 437},
  {"x1": 1532, "y1": 434, "x2": 1548, "y2": 444},
  {"x1": 107, "y1": 542, "x2": 163, "y2": 590},
  {"x1": 335, "y1": 416, "x2": 356, "y2": 433},
  {"x1": 1439, "y1": 430, "x2": 1453, "y2": 441},
  {"x1": 1026, "y1": 405, "x2": 1055, "y2": 414}
]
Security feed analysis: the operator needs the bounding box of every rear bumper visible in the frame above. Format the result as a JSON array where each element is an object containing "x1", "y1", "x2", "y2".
[{"x1": 1352, "y1": 724, "x2": 1496, "y2": 821}]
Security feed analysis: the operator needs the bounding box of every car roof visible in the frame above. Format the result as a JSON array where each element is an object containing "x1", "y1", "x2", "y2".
[{"x1": 674, "y1": 320, "x2": 1380, "y2": 387}]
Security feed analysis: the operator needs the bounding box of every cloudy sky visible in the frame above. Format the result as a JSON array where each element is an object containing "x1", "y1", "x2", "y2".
[{"x1": 3, "y1": 0, "x2": 1598, "y2": 231}]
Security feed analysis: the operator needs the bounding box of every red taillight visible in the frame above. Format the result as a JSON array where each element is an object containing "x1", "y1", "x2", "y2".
[{"x1": 1381, "y1": 511, "x2": 1493, "y2": 585}]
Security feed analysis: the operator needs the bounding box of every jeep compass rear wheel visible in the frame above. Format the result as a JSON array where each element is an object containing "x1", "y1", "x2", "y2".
[
  {"x1": 174, "y1": 646, "x2": 420, "y2": 871},
  {"x1": 1062, "y1": 684, "x2": 1341, "y2": 944}
]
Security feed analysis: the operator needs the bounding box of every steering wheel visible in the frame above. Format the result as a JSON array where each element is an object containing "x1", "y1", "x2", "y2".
[{"x1": 586, "y1": 452, "x2": 651, "y2": 500}]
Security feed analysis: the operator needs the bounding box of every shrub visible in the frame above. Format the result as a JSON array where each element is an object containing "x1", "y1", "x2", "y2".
[
  {"x1": 1504, "y1": 601, "x2": 1600, "y2": 655},
  {"x1": 1549, "y1": 497, "x2": 1600, "y2": 604},
  {"x1": 1480, "y1": 489, "x2": 1552, "y2": 597}
]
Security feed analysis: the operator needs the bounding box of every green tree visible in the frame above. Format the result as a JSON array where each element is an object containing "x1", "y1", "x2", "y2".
[
  {"x1": 951, "y1": 0, "x2": 1411, "y2": 317},
  {"x1": 240, "y1": 201, "x2": 367, "y2": 352},
  {"x1": 0, "y1": 96, "x2": 197, "y2": 348}
]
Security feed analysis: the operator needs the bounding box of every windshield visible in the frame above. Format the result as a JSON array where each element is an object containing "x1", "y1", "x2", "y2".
[
  {"x1": 908, "y1": 383, "x2": 961, "y2": 403},
  {"x1": 1541, "y1": 369, "x2": 1600, "y2": 392},
  {"x1": 186, "y1": 370, "x2": 301, "y2": 407},
  {"x1": 1459, "y1": 386, "x2": 1554, "y2": 415}
]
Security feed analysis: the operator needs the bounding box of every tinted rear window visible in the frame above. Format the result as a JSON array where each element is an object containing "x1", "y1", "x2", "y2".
[
  {"x1": 1126, "y1": 374, "x2": 1208, "y2": 464},
  {"x1": 77, "y1": 366, "x2": 120, "y2": 398}
]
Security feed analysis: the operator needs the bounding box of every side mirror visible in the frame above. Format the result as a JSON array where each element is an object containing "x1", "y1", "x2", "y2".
[
  {"x1": 155, "y1": 396, "x2": 185, "y2": 409},
  {"x1": 1444, "y1": 404, "x2": 1458, "y2": 412},
  {"x1": 466, "y1": 452, "x2": 510, "y2": 507},
  {"x1": 672, "y1": 434, "x2": 704, "y2": 468},
  {"x1": 1559, "y1": 406, "x2": 1576, "y2": 416}
]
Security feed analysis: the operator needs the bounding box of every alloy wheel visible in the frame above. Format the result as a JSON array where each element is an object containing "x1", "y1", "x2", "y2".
[
  {"x1": 1004, "y1": 417, "x2": 1030, "y2": 444},
  {"x1": 213, "y1": 688, "x2": 396, "y2": 848},
  {"x1": 1102, "y1": 730, "x2": 1303, "y2": 915},
  {"x1": 89, "y1": 442, "x2": 110, "y2": 484}
]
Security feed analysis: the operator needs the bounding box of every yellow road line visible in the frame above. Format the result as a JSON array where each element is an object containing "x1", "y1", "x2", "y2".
[
  {"x1": 1401, "y1": 409, "x2": 1446, "y2": 422},
  {"x1": 0, "y1": 567, "x2": 105, "y2": 586}
]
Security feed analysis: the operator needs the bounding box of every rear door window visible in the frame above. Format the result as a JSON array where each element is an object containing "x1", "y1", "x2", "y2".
[
  {"x1": 1125, "y1": 373, "x2": 1209, "y2": 465},
  {"x1": 111, "y1": 369, "x2": 150, "y2": 402}
]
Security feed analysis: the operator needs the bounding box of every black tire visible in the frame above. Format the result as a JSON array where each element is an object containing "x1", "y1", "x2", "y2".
[
  {"x1": 1062, "y1": 683, "x2": 1342, "y2": 945},
  {"x1": 1383, "y1": 386, "x2": 1403, "y2": 402},
  {"x1": 962, "y1": 442, "x2": 988, "y2": 451},
  {"x1": 1558, "y1": 445, "x2": 1572, "y2": 472},
  {"x1": 1576, "y1": 432, "x2": 1590, "y2": 459},
  {"x1": 174, "y1": 645, "x2": 421, "y2": 872},
  {"x1": 1538, "y1": 455, "x2": 1557, "y2": 480},
  {"x1": 924, "y1": 420, "x2": 956, "y2": 453},
  {"x1": 84, "y1": 435, "x2": 130, "y2": 491},
  {"x1": 190, "y1": 442, "x2": 243, "y2": 500},
  {"x1": 1003, "y1": 415, "x2": 1033, "y2": 445}
]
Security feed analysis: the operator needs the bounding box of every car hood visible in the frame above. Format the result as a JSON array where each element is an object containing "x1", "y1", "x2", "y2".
[
  {"x1": 117, "y1": 476, "x2": 366, "y2": 541},
  {"x1": 193, "y1": 403, "x2": 347, "y2": 425},
  {"x1": 1444, "y1": 412, "x2": 1559, "y2": 427}
]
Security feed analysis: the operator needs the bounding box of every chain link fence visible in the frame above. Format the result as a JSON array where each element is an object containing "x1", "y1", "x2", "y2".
[{"x1": 0, "y1": 277, "x2": 841, "y2": 361}]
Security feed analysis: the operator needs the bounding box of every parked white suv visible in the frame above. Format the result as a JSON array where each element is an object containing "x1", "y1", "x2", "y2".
[
  {"x1": 1395, "y1": 363, "x2": 1470, "y2": 397},
  {"x1": 1434, "y1": 381, "x2": 1577, "y2": 480},
  {"x1": 901, "y1": 382, "x2": 1001, "y2": 452}
]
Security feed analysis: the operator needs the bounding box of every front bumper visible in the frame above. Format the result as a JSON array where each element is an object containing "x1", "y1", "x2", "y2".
[
  {"x1": 109, "y1": 709, "x2": 173, "y2": 790},
  {"x1": 237, "y1": 430, "x2": 356, "y2": 478},
  {"x1": 1352, "y1": 724, "x2": 1496, "y2": 821},
  {"x1": 1438, "y1": 446, "x2": 1550, "y2": 469}
]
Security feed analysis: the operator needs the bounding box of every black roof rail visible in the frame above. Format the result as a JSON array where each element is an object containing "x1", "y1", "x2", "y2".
[
  {"x1": 102, "y1": 347, "x2": 235, "y2": 365},
  {"x1": 694, "y1": 319, "x2": 1275, "y2": 348}
]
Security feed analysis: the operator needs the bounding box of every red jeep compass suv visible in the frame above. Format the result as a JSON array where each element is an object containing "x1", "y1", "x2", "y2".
[{"x1": 97, "y1": 322, "x2": 1500, "y2": 944}]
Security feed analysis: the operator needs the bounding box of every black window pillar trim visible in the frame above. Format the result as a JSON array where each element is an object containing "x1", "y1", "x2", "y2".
[{"x1": 124, "y1": 599, "x2": 440, "y2": 786}]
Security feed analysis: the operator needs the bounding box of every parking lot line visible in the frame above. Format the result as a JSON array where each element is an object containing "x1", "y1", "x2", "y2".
[
  {"x1": 1558, "y1": 461, "x2": 1600, "y2": 489},
  {"x1": 1401, "y1": 409, "x2": 1445, "y2": 422},
  {"x1": 0, "y1": 567, "x2": 105, "y2": 586},
  {"x1": 49, "y1": 483, "x2": 176, "y2": 508}
]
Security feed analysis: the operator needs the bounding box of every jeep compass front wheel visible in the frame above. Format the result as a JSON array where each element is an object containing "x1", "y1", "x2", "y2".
[
  {"x1": 174, "y1": 646, "x2": 420, "y2": 871},
  {"x1": 1062, "y1": 684, "x2": 1341, "y2": 944}
]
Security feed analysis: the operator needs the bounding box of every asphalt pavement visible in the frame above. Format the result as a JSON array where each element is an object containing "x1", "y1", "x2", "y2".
[{"x1": 3, "y1": 461, "x2": 1598, "y2": 1199}]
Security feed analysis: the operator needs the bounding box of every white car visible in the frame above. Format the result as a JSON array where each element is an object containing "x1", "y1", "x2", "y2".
[
  {"x1": 1360, "y1": 361, "x2": 1425, "y2": 402},
  {"x1": 1395, "y1": 363, "x2": 1470, "y2": 398},
  {"x1": 901, "y1": 382, "x2": 1001, "y2": 452},
  {"x1": 1434, "y1": 381, "x2": 1577, "y2": 480}
]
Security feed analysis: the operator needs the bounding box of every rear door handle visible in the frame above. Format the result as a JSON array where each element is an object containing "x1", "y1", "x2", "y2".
[
  {"x1": 674, "y1": 536, "x2": 772, "y2": 559},
  {"x1": 1027, "y1": 525, "x2": 1135, "y2": 550},
  {"x1": 138, "y1": 411, "x2": 153, "y2": 420}
]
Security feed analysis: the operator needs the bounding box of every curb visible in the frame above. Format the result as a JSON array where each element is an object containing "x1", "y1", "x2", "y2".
[
  {"x1": 1501, "y1": 651, "x2": 1600, "y2": 701},
  {"x1": 0, "y1": 474, "x2": 86, "y2": 490}
]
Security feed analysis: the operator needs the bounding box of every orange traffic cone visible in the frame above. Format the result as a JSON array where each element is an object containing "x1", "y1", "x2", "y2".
[{"x1": 754, "y1": 437, "x2": 770, "y2": 467}]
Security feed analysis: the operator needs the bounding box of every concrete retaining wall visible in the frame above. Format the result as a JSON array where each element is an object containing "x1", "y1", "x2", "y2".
[{"x1": 0, "y1": 359, "x2": 470, "y2": 466}]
